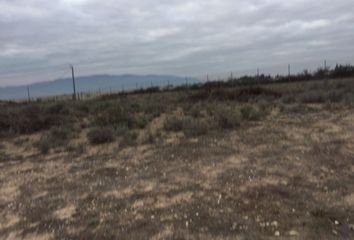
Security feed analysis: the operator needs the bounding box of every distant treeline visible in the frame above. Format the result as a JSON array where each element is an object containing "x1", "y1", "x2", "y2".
[{"x1": 113, "y1": 64, "x2": 354, "y2": 97}]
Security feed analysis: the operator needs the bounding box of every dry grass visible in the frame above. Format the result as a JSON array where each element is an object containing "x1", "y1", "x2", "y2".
[{"x1": 0, "y1": 78, "x2": 354, "y2": 239}]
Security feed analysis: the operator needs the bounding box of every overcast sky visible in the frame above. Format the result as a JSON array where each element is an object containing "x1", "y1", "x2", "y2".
[{"x1": 1, "y1": 0, "x2": 354, "y2": 86}]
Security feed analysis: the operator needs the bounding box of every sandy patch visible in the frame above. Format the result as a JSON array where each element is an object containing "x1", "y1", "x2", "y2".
[{"x1": 54, "y1": 204, "x2": 76, "y2": 220}]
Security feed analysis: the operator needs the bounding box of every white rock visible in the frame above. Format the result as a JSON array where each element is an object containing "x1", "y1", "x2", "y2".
[
  {"x1": 274, "y1": 231, "x2": 280, "y2": 237},
  {"x1": 334, "y1": 220, "x2": 339, "y2": 225},
  {"x1": 289, "y1": 230, "x2": 299, "y2": 236}
]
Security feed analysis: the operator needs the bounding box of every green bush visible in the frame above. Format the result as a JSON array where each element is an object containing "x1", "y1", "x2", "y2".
[
  {"x1": 87, "y1": 127, "x2": 115, "y2": 145},
  {"x1": 93, "y1": 103, "x2": 149, "y2": 129},
  {"x1": 240, "y1": 104, "x2": 262, "y2": 121}
]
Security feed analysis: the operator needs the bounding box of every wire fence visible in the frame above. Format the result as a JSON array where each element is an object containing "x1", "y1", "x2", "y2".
[{"x1": 6, "y1": 59, "x2": 354, "y2": 103}]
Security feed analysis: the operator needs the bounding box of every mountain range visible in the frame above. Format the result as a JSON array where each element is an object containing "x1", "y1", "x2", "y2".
[{"x1": 0, "y1": 74, "x2": 199, "y2": 100}]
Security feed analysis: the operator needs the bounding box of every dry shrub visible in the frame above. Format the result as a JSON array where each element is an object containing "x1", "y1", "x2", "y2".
[
  {"x1": 164, "y1": 115, "x2": 209, "y2": 137},
  {"x1": 87, "y1": 127, "x2": 115, "y2": 145},
  {"x1": 240, "y1": 104, "x2": 262, "y2": 121},
  {"x1": 35, "y1": 125, "x2": 75, "y2": 154},
  {"x1": 212, "y1": 106, "x2": 241, "y2": 129}
]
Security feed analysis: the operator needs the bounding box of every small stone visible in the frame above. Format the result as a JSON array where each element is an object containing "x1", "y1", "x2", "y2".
[
  {"x1": 243, "y1": 216, "x2": 249, "y2": 220},
  {"x1": 151, "y1": 215, "x2": 155, "y2": 220},
  {"x1": 289, "y1": 230, "x2": 299, "y2": 236},
  {"x1": 334, "y1": 220, "x2": 339, "y2": 225},
  {"x1": 196, "y1": 212, "x2": 199, "y2": 217},
  {"x1": 186, "y1": 221, "x2": 189, "y2": 228},
  {"x1": 260, "y1": 222, "x2": 266, "y2": 228},
  {"x1": 332, "y1": 229, "x2": 338, "y2": 235},
  {"x1": 274, "y1": 231, "x2": 280, "y2": 237}
]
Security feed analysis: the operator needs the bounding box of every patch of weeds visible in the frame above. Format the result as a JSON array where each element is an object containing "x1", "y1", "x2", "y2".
[
  {"x1": 164, "y1": 116, "x2": 184, "y2": 132},
  {"x1": 256, "y1": 98, "x2": 272, "y2": 113},
  {"x1": 34, "y1": 125, "x2": 75, "y2": 154},
  {"x1": 212, "y1": 106, "x2": 241, "y2": 129},
  {"x1": 163, "y1": 115, "x2": 209, "y2": 137},
  {"x1": 0, "y1": 143, "x2": 6, "y2": 150},
  {"x1": 12, "y1": 137, "x2": 28, "y2": 146},
  {"x1": 44, "y1": 102, "x2": 70, "y2": 115},
  {"x1": 134, "y1": 114, "x2": 150, "y2": 129},
  {"x1": 281, "y1": 95, "x2": 296, "y2": 104},
  {"x1": 281, "y1": 103, "x2": 306, "y2": 114},
  {"x1": 142, "y1": 100, "x2": 168, "y2": 118},
  {"x1": 120, "y1": 131, "x2": 138, "y2": 147},
  {"x1": 35, "y1": 135, "x2": 51, "y2": 154},
  {"x1": 143, "y1": 130, "x2": 161, "y2": 144},
  {"x1": 181, "y1": 117, "x2": 209, "y2": 137},
  {"x1": 87, "y1": 127, "x2": 115, "y2": 145},
  {"x1": 299, "y1": 90, "x2": 326, "y2": 103},
  {"x1": 240, "y1": 104, "x2": 262, "y2": 121},
  {"x1": 188, "y1": 102, "x2": 205, "y2": 118},
  {"x1": 93, "y1": 103, "x2": 150, "y2": 129},
  {"x1": 0, "y1": 104, "x2": 70, "y2": 135},
  {"x1": 327, "y1": 89, "x2": 345, "y2": 103},
  {"x1": 66, "y1": 143, "x2": 86, "y2": 155},
  {"x1": 50, "y1": 125, "x2": 75, "y2": 141}
]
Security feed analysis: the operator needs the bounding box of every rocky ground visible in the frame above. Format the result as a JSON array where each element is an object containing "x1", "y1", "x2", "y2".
[{"x1": 0, "y1": 104, "x2": 354, "y2": 240}]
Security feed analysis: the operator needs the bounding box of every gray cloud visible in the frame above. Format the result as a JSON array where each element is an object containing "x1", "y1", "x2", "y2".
[{"x1": 1, "y1": 0, "x2": 354, "y2": 86}]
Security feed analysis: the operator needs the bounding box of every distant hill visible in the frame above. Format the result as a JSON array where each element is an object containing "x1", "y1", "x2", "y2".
[{"x1": 0, "y1": 74, "x2": 199, "y2": 100}]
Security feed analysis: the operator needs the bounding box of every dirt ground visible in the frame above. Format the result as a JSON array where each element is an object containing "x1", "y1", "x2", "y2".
[{"x1": 0, "y1": 106, "x2": 353, "y2": 239}]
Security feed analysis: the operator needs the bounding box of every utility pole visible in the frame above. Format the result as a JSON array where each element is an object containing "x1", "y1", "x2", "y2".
[
  {"x1": 71, "y1": 65, "x2": 77, "y2": 101},
  {"x1": 257, "y1": 68, "x2": 259, "y2": 78},
  {"x1": 288, "y1": 64, "x2": 291, "y2": 80},
  {"x1": 230, "y1": 72, "x2": 233, "y2": 80},
  {"x1": 27, "y1": 86, "x2": 31, "y2": 103},
  {"x1": 207, "y1": 73, "x2": 209, "y2": 82},
  {"x1": 324, "y1": 60, "x2": 327, "y2": 70}
]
